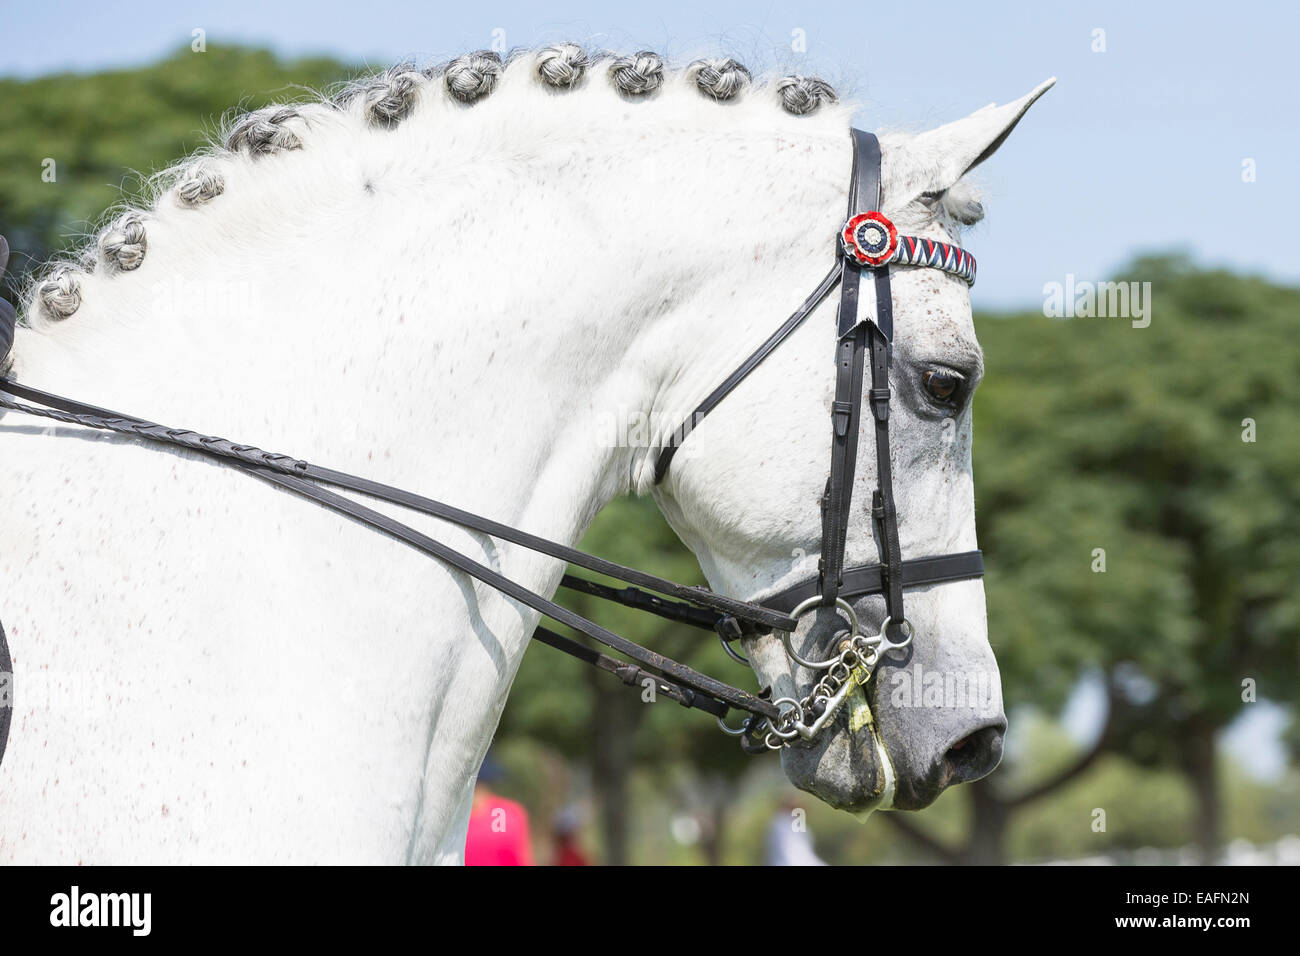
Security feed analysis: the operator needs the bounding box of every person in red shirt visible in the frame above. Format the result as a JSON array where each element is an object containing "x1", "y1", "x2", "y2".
[
  {"x1": 464, "y1": 756, "x2": 535, "y2": 866},
  {"x1": 551, "y1": 805, "x2": 590, "y2": 866}
]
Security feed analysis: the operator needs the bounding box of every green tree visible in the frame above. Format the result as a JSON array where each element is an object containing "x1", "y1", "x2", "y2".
[
  {"x1": 498, "y1": 495, "x2": 758, "y2": 864},
  {"x1": 890, "y1": 257, "x2": 1300, "y2": 863},
  {"x1": 0, "y1": 46, "x2": 358, "y2": 299}
]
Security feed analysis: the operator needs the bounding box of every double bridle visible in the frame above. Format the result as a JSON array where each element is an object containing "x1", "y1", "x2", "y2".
[
  {"x1": 0, "y1": 127, "x2": 983, "y2": 757},
  {"x1": 653, "y1": 129, "x2": 983, "y2": 748}
]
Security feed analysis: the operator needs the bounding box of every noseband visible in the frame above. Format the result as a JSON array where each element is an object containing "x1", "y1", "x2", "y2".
[{"x1": 0, "y1": 128, "x2": 983, "y2": 757}]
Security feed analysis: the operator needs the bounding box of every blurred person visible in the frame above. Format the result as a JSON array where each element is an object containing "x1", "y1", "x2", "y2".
[
  {"x1": 765, "y1": 797, "x2": 827, "y2": 866},
  {"x1": 551, "y1": 805, "x2": 591, "y2": 866},
  {"x1": 464, "y1": 756, "x2": 535, "y2": 866}
]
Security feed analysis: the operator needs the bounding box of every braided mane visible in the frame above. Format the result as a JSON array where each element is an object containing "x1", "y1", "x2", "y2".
[{"x1": 20, "y1": 46, "x2": 844, "y2": 332}]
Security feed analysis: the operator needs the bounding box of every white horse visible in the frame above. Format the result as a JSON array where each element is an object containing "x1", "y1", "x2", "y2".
[{"x1": 0, "y1": 48, "x2": 1052, "y2": 864}]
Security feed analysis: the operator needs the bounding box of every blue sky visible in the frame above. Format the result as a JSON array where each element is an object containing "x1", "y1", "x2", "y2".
[{"x1": 2, "y1": 0, "x2": 1296, "y2": 308}]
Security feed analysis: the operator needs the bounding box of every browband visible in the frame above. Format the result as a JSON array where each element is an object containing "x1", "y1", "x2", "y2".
[{"x1": 653, "y1": 210, "x2": 975, "y2": 485}]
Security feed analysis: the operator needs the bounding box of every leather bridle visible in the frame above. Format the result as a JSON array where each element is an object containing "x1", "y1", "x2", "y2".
[
  {"x1": 0, "y1": 127, "x2": 984, "y2": 756},
  {"x1": 656, "y1": 129, "x2": 984, "y2": 627}
]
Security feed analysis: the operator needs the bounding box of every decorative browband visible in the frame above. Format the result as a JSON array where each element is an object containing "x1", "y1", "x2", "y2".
[{"x1": 841, "y1": 212, "x2": 977, "y2": 286}]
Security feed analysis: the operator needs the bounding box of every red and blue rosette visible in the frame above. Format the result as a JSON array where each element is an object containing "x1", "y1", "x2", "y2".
[{"x1": 841, "y1": 211, "x2": 898, "y2": 267}]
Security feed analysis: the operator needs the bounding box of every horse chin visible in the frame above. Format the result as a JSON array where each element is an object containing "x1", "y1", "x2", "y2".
[{"x1": 779, "y1": 701, "x2": 899, "y2": 820}]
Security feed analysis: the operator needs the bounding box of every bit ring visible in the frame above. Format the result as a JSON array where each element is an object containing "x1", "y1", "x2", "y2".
[
  {"x1": 879, "y1": 615, "x2": 914, "y2": 650},
  {"x1": 784, "y1": 597, "x2": 860, "y2": 669}
]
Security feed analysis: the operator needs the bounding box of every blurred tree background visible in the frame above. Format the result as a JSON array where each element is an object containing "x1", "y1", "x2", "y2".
[
  {"x1": 2, "y1": 48, "x2": 1297, "y2": 865},
  {"x1": 0, "y1": 46, "x2": 355, "y2": 293}
]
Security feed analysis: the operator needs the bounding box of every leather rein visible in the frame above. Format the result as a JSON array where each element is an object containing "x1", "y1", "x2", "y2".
[{"x1": 0, "y1": 128, "x2": 984, "y2": 754}]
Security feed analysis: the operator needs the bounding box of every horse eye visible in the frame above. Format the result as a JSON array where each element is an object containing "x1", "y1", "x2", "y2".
[{"x1": 922, "y1": 369, "x2": 962, "y2": 404}]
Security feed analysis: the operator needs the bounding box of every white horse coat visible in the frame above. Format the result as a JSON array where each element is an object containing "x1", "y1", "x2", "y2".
[{"x1": 0, "y1": 51, "x2": 1052, "y2": 863}]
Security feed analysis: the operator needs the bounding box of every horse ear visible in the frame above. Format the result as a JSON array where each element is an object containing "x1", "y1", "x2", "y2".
[{"x1": 898, "y1": 77, "x2": 1056, "y2": 196}]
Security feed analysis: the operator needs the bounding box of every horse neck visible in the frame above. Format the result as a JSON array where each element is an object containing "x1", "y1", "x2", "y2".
[
  {"x1": 16, "y1": 92, "x2": 849, "y2": 537},
  {"x1": 10, "y1": 100, "x2": 848, "y2": 856}
]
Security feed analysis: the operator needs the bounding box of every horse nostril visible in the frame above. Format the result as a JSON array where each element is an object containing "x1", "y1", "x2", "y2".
[{"x1": 944, "y1": 724, "x2": 1005, "y2": 784}]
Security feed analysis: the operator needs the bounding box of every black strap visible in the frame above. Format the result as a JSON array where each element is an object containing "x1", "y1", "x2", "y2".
[
  {"x1": 833, "y1": 129, "x2": 907, "y2": 629},
  {"x1": 559, "y1": 575, "x2": 721, "y2": 631},
  {"x1": 530, "y1": 625, "x2": 730, "y2": 718},
  {"x1": 0, "y1": 378, "x2": 780, "y2": 721},
  {"x1": 0, "y1": 125, "x2": 990, "y2": 733},
  {"x1": 305, "y1": 463, "x2": 796, "y2": 633},
  {"x1": 819, "y1": 322, "x2": 867, "y2": 603},
  {"x1": 259, "y1": 468, "x2": 780, "y2": 718},
  {"x1": 817, "y1": 129, "x2": 880, "y2": 605},
  {"x1": 0, "y1": 616, "x2": 11, "y2": 770},
  {"x1": 762, "y1": 550, "x2": 984, "y2": 615},
  {"x1": 0, "y1": 236, "x2": 15, "y2": 374},
  {"x1": 0, "y1": 379, "x2": 795, "y2": 636},
  {"x1": 867, "y1": 312, "x2": 905, "y2": 627},
  {"x1": 653, "y1": 262, "x2": 841, "y2": 483},
  {"x1": 632, "y1": 128, "x2": 982, "y2": 631}
]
